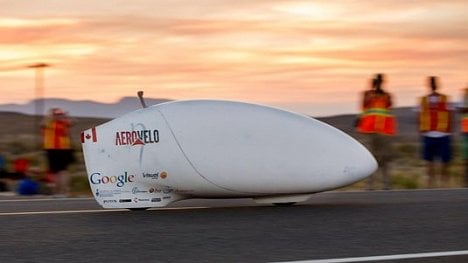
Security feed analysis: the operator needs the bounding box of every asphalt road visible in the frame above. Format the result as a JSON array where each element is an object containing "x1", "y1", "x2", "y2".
[{"x1": 0, "y1": 189, "x2": 467, "y2": 263}]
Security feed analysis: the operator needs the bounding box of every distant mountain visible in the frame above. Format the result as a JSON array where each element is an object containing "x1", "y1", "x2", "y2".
[
  {"x1": 0, "y1": 98, "x2": 457, "y2": 141},
  {"x1": 0, "y1": 97, "x2": 171, "y2": 118}
]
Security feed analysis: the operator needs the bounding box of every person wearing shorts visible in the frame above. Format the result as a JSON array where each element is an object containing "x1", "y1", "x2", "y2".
[{"x1": 418, "y1": 76, "x2": 453, "y2": 188}]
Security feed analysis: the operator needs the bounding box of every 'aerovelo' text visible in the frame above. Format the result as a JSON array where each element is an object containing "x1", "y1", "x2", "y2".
[{"x1": 115, "y1": 130, "x2": 159, "y2": 146}]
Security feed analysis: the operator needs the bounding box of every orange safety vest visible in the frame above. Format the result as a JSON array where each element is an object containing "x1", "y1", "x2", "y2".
[
  {"x1": 462, "y1": 115, "x2": 468, "y2": 133},
  {"x1": 357, "y1": 92, "x2": 396, "y2": 135},
  {"x1": 43, "y1": 119, "x2": 72, "y2": 149},
  {"x1": 419, "y1": 94, "x2": 451, "y2": 133},
  {"x1": 462, "y1": 90, "x2": 468, "y2": 133}
]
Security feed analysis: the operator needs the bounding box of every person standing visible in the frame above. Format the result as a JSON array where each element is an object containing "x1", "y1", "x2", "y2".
[
  {"x1": 357, "y1": 73, "x2": 397, "y2": 190},
  {"x1": 418, "y1": 76, "x2": 453, "y2": 188},
  {"x1": 42, "y1": 108, "x2": 74, "y2": 196},
  {"x1": 458, "y1": 86, "x2": 468, "y2": 187}
]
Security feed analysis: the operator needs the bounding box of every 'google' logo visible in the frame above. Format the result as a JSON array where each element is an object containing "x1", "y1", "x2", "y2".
[{"x1": 90, "y1": 172, "x2": 135, "y2": 187}]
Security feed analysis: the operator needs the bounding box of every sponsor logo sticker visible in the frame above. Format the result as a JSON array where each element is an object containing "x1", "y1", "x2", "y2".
[
  {"x1": 142, "y1": 171, "x2": 168, "y2": 180},
  {"x1": 115, "y1": 129, "x2": 159, "y2": 146},
  {"x1": 96, "y1": 188, "x2": 131, "y2": 198},
  {"x1": 90, "y1": 172, "x2": 135, "y2": 188},
  {"x1": 133, "y1": 198, "x2": 150, "y2": 203},
  {"x1": 132, "y1": 187, "x2": 148, "y2": 194}
]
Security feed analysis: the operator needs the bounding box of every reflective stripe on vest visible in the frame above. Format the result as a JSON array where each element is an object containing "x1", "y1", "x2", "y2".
[
  {"x1": 462, "y1": 114, "x2": 468, "y2": 133},
  {"x1": 43, "y1": 120, "x2": 71, "y2": 149},
  {"x1": 357, "y1": 93, "x2": 396, "y2": 135},
  {"x1": 363, "y1": 108, "x2": 391, "y2": 116},
  {"x1": 419, "y1": 95, "x2": 451, "y2": 133}
]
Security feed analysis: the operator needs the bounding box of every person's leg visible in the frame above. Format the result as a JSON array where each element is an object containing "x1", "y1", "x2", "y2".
[
  {"x1": 55, "y1": 172, "x2": 61, "y2": 194},
  {"x1": 47, "y1": 150, "x2": 67, "y2": 195},
  {"x1": 46, "y1": 150, "x2": 58, "y2": 194},
  {"x1": 377, "y1": 135, "x2": 392, "y2": 190},
  {"x1": 362, "y1": 134, "x2": 376, "y2": 190},
  {"x1": 54, "y1": 168, "x2": 71, "y2": 196},
  {"x1": 366, "y1": 174, "x2": 375, "y2": 190},
  {"x1": 381, "y1": 162, "x2": 390, "y2": 190},
  {"x1": 59, "y1": 150, "x2": 73, "y2": 196},
  {"x1": 464, "y1": 160, "x2": 468, "y2": 188},
  {"x1": 440, "y1": 163, "x2": 450, "y2": 188},
  {"x1": 58, "y1": 170, "x2": 70, "y2": 195},
  {"x1": 422, "y1": 136, "x2": 436, "y2": 188},
  {"x1": 462, "y1": 134, "x2": 468, "y2": 187},
  {"x1": 427, "y1": 161, "x2": 436, "y2": 188},
  {"x1": 439, "y1": 136, "x2": 452, "y2": 188}
]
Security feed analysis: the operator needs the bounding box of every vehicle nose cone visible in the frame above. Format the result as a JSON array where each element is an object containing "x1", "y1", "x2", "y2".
[{"x1": 345, "y1": 144, "x2": 378, "y2": 182}]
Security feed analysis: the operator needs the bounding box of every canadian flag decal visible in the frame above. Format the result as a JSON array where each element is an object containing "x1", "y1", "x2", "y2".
[{"x1": 81, "y1": 127, "x2": 97, "y2": 143}]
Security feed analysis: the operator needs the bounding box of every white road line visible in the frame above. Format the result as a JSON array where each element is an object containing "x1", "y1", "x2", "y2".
[
  {"x1": 0, "y1": 209, "x2": 125, "y2": 216},
  {"x1": 0, "y1": 206, "x2": 209, "y2": 216},
  {"x1": 277, "y1": 250, "x2": 468, "y2": 263},
  {"x1": 0, "y1": 197, "x2": 93, "y2": 202}
]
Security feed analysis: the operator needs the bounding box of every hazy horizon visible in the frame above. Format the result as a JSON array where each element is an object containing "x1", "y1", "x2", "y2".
[{"x1": 0, "y1": 96, "x2": 425, "y2": 119}]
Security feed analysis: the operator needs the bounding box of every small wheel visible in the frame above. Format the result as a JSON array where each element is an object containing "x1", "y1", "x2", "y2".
[
  {"x1": 128, "y1": 207, "x2": 149, "y2": 211},
  {"x1": 273, "y1": 202, "x2": 296, "y2": 207}
]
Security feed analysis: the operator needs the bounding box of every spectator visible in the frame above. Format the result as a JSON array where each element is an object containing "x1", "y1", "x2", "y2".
[
  {"x1": 418, "y1": 76, "x2": 453, "y2": 188},
  {"x1": 0, "y1": 154, "x2": 7, "y2": 191},
  {"x1": 42, "y1": 108, "x2": 75, "y2": 196},
  {"x1": 356, "y1": 73, "x2": 397, "y2": 190},
  {"x1": 458, "y1": 86, "x2": 468, "y2": 187}
]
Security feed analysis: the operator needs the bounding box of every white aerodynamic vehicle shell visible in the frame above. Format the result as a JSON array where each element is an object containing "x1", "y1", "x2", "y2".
[{"x1": 81, "y1": 100, "x2": 377, "y2": 209}]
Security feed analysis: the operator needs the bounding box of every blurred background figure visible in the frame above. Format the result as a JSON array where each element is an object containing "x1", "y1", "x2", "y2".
[
  {"x1": 0, "y1": 154, "x2": 31, "y2": 193},
  {"x1": 459, "y1": 85, "x2": 468, "y2": 187},
  {"x1": 418, "y1": 76, "x2": 453, "y2": 188},
  {"x1": 16, "y1": 174, "x2": 39, "y2": 195},
  {"x1": 356, "y1": 73, "x2": 397, "y2": 190},
  {"x1": 42, "y1": 108, "x2": 75, "y2": 196},
  {"x1": 0, "y1": 154, "x2": 7, "y2": 191}
]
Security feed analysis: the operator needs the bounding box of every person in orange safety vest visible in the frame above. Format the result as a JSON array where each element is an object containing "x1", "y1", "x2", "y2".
[
  {"x1": 357, "y1": 73, "x2": 396, "y2": 190},
  {"x1": 357, "y1": 76, "x2": 396, "y2": 135},
  {"x1": 42, "y1": 108, "x2": 75, "y2": 196},
  {"x1": 418, "y1": 76, "x2": 453, "y2": 188},
  {"x1": 458, "y1": 86, "x2": 468, "y2": 187}
]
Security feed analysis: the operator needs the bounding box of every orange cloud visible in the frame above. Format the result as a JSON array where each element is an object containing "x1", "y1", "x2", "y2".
[{"x1": 0, "y1": 0, "x2": 466, "y2": 117}]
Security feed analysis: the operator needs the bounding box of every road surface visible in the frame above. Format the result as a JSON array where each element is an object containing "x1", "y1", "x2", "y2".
[{"x1": 0, "y1": 189, "x2": 467, "y2": 262}]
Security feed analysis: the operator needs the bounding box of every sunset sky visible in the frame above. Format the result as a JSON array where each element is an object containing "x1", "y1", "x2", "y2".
[{"x1": 0, "y1": 0, "x2": 466, "y2": 116}]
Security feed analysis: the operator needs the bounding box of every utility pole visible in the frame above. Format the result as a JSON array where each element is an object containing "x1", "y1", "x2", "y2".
[{"x1": 27, "y1": 63, "x2": 51, "y2": 149}]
